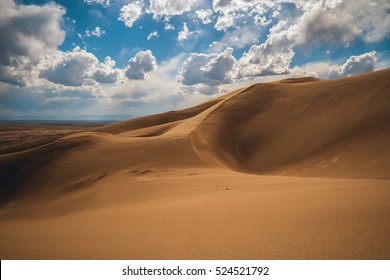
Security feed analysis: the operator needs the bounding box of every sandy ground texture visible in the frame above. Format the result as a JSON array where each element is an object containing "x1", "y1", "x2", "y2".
[{"x1": 0, "y1": 69, "x2": 389, "y2": 259}]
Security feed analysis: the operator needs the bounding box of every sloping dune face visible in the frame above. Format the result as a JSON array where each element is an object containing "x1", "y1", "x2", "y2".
[{"x1": 190, "y1": 69, "x2": 390, "y2": 179}]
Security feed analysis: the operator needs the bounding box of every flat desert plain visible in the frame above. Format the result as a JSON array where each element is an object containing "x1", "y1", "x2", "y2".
[{"x1": 0, "y1": 69, "x2": 389, "y2": 259}]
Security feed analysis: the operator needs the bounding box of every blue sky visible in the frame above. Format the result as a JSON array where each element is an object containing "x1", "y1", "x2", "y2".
[{"x1": 0, "y1": 0, "x2": 389, "y2": 120}]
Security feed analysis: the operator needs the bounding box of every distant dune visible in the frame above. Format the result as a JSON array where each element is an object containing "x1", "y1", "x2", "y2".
[{"x1": 0, "y1": 69, "x2": 389, "y2": 259}]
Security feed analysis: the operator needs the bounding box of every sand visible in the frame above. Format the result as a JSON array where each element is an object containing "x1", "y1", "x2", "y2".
[{"x1": 0, "y1": 69, "x2": 389, "y2": 259}]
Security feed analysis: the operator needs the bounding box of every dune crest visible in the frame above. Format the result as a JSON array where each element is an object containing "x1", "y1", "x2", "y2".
[{"x1": 277, "y1": 77, "x2": 321, "y2": 83}]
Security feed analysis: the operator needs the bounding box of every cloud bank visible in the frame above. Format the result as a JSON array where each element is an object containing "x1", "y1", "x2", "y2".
[{"x1": 1, "y1": 0, "x2": 389, "y2": 119}]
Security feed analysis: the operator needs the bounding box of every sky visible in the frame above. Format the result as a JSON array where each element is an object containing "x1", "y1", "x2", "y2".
[{"x1": 0, "y1": 0, "x2": 389, "y2": 120}]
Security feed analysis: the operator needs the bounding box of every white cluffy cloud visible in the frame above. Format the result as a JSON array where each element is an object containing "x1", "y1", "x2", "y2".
[
  {"x1": 178, "y1": 22, "x2": 199, "y2": 41},
  {"x1": 164, "y1": 23, "x2": 175, "y2": 30},
  {"x1": 212, "y1": 0, "x2": 274, "y2": 31},
  {"x1": 148, "y1": 0, "x2": 197, "y2": 18},
  {"x1": 86, "y1": 26, "x2": 106, "y2": 37},
  {"x1": 125, "y1": 50, "x2": 158, "y2": 80},
  {"x1": 236, "y1": 45, "x2": 294, "y2": 78},
  {"x1": 78, "y1": 26, "x2": 106, "y2": 39},
  {"x1": 235, "y1": 20, "x2": 297, "y2": 78},
  {"x1": 329, "y1": 51, "x2": 377, "y2": 78},
  {"x1": 195, "y1": 9, "x2": 213, "y2": 24},
  {"x1": 147, "y1": 31, "x2": 159, "y2": 40},
  {"x1": 118, "y1": 1, "x2": 144, "y2": 28},
  {"x1": 93, "y1": 56, "x2": 120, "y2": 84},
  {"x1": 84, "y1": 0, "x2": 111, "y2": 7},
  {"x1": 178, "y1": 48, "x2": 236, "y2": 86},
  {"x1": 209, "y1": 0, "x2": 390, "y2": 50},
  {"x1": 289, "y1": 1, "x2": 388, "y2": 45}
]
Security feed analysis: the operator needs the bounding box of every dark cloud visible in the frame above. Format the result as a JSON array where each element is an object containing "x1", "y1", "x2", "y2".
[
  {"x1": 0, "y1": 0, "x2": 65, "y2": 85},
  {"x1": 297, "y1": 9, "x2": 355, "y2": 47},
  {"x1": 0, "y1": 67, "x2": 26, "y2": 87},
  {"x1": 39, "y1": 50, "x2": 97, "y2": 87},
  {"x1": 40, "y1": 50, "x2": 120, "y2": 86}
]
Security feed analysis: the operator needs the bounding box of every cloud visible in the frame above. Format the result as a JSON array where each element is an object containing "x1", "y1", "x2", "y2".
[
  {"x1": 236, "y1": 44, "x2": 294, "y2": 78},
  {"x1": 118, "y1": 1, "x2": 144, "y2": 28},
  {"x1": 103, "y1": 56, "x2": 116, "y2": 68},
  {"x1": 214, "y1": 12, "x2": 235, "y2": 31},
  {"x1": 210, "y1": 0, "x2": 390, "y2": 48},
  {"x1": 39, "y1": 47, "x2": 120, "y2": 86},
  {"x1": 356, "y1": 0, "x2": 390, "y2": 42},
  {"x1": 86, "y1": 26, "x2": 106, "y2": 37},
  {"x1": 125, "y1": 50, "x2": 157, "y2": 80},
  {"x1": 296, "y1": 7, "x2": 356, "y2": 47},
  {"x1": 147, "y1": 31, "x2": 159, "y2": 40},
  {"x1": 178, "y1": 48, "x2": 236, "y2": 86},
  {"x1": 84, "y1": 0, "x2": 111, "y2": 7},
  {"x1": 0, "y1": 66, "x2": 26, "y2": 87},
  {"x1": 212, "y1": 0, "x2": 274, "y2": 31},
  {"x1": 178, "y1": 22, "x2": 190, "y2": 41},
  {"x1": 329, "y1": 51, "x2": 377, "y2": 78},
  {"x1": 210, "y1": 25, "x2": 260, "y2": 52},
  {"x1": 289, "y1": 60, "x2": 338, "y2": 78},
  {"x1": 179, "y1": 84, "x2": 220, "y2": 96},
  {"x1": 148, "y1": 0, "x2": 196, "y2": 18},
  {"x1": 295, "y1": 0, "x2": 390, "y2": 46},
  {"x1": 0, "y1": 0, "x2": 65, "y2": 85},
  {"x1": 78, "y1": 26, "x2": 106, "y2": 39},
  {"x1": 92, "y1": 56, "x2": 120, "y2": 84},
  {"x1": 39, "y1": 47, "x2": 98, "y2": 86},
  {"x1": 333, "y1": 0, "x2": 390, "y2": 43},
  {"x1": 178, "y1": 22, "x2": 199, "y2": 41},
  {"x1": 195, "y1": 9, "x2": 213, "y2": 24},
  {"x1": 212, "y1": 0, "x2": 253, "y2": 14},
  {"x1": 235, "y1": 20, "x2": 297, "y2": 78},
  {"x1": 1, "y1": 54, "x2": 189, "y2": 119},
  {"x1": 164, "y1": 23, "x2": 175, "y2": 30}
]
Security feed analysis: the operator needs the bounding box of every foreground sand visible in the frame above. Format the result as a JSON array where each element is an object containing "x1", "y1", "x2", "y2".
[
  {"x1": 1, "y1": 168, "x2": 389, "y2": 259},
  {"x1": 0, "y1": 70, "x2": 389, "y2": 259}
]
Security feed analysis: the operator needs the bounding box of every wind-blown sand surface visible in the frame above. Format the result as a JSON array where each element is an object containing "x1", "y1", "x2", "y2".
[{"x1": 0, "y1": 69, "x2": 389, "y2": 259}]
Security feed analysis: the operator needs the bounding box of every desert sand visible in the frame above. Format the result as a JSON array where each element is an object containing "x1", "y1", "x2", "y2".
[{"x1": 0, "y1": 69, "x2": 389, "y2": 259}]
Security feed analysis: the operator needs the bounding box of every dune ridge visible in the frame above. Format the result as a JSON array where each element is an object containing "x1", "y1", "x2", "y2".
[{"x1": 0, "y1": 69, "x2": 389, "y2": 259}]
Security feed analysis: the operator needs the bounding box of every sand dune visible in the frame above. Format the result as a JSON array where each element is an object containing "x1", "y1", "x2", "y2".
[
  {"x1": 0, "y1": 69, "x2": 389, "y2": 259},
  {"x1": 190, "y1": 70, "x2": 390, "y2": 178}
]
